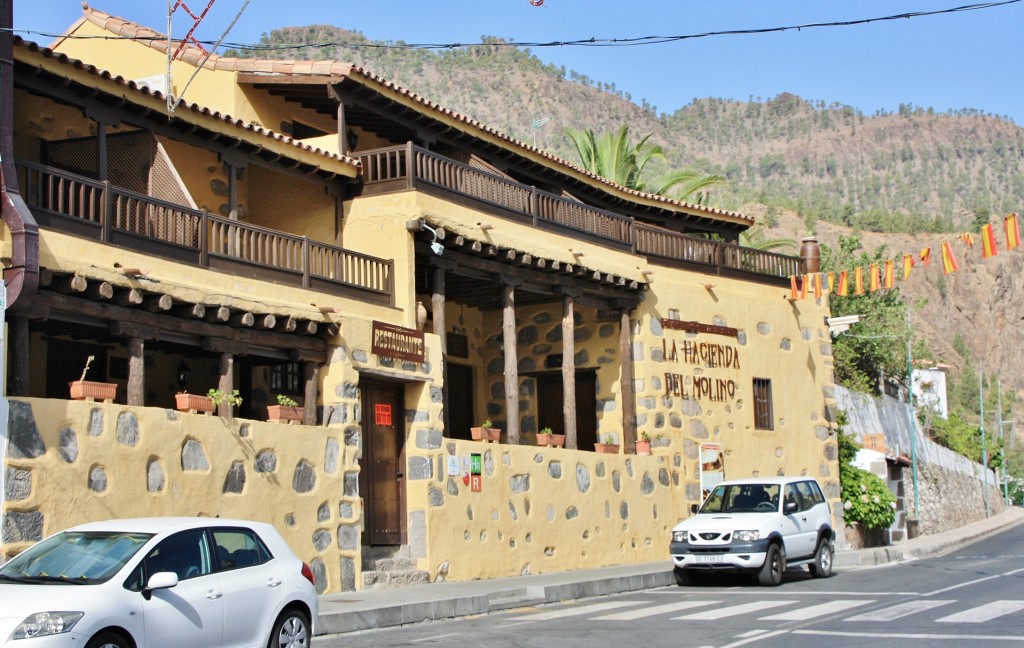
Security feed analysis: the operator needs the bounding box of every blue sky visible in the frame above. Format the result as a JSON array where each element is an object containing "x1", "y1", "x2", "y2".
[{"x1": 12, "y1": 1, "x2": 1024, "y2": 126}]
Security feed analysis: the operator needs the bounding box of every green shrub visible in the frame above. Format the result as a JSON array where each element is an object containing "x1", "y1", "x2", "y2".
[{"x1": 841, "y1": 465, "x2": 897, "y2": 529}]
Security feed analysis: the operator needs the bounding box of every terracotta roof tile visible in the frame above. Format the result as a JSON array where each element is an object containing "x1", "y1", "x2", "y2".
[{"x1": 78, "y1": 4, "x2": 751, "y2": 225}]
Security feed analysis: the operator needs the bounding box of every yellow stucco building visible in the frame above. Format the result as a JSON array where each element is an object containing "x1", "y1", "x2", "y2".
[{"x1": 0, "y1": 6, "x2": 839, "y2": 593}]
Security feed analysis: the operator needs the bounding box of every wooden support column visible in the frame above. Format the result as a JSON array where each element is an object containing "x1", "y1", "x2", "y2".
[
  {"x1": 432, "y1": 264, "x2": 449, "y2": 435},
  {"x1": 127, "y1": 337, "x2": 145, "y2": 406},
  {"x1": 218, "y1": 352, "x2": 234, "y2": 417},
  {"x1": 502, "y1": 282, "x2": 520, "y2": 445},
  {"x1": 9, "y1": 315, "x2": 29, "y2": 396},
  {"x1": 302, "y1": 361, "x2": 317, "y2": 425},
  {"x1": 561, "y1": 290, "x2": 579, "y2": 449},
  {"x1": 618, "y1": 306, "x2": 638, "y2": 452}
]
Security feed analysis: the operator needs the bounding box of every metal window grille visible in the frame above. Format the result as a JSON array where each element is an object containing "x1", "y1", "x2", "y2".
[
  {"x1": 753, "y1": 378, "x2": 774, "y2": 430},
  {"x1": 270, "y1": 363, "x2": 302, "y2": 395}
]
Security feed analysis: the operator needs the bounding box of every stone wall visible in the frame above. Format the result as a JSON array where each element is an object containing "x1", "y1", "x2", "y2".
[
  {"x1": 908, "y1": 461, "x2": 1005, "y2": 536},
  {"x1": 2, "y1": 399, "x2": 361, "y2": 594}
]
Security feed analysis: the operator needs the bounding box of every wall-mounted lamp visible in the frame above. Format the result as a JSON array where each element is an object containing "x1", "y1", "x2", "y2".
[
  {"x1": 422, "y1": 223, "x2": 444, "y2": 256},
  {"x1": 346, "y1": 129, "x2": 358, "y2": 151},
  {"x1": 176, "y1": 361, "x2": 191, "y2": 391}
]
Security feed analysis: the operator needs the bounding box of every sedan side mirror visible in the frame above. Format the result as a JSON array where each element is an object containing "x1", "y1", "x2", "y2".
[{"x1": 146, "y1": 571, "x2": 179, "y2": 592}]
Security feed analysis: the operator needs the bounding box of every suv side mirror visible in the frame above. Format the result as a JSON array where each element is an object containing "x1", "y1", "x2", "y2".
[
  {"x1": 784, "y1": 501, "x2": 799, "y2": 515},
  {"x1": 690, "y1": 504, "x2": 699, "y2": 515}
]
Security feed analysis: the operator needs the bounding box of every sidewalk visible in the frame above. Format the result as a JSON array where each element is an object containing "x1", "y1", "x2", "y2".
[{"x1": 316, "y1": 506, "x2": 1024, "y2": 636}]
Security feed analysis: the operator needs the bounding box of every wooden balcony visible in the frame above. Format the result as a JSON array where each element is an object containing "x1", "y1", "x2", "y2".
[
  {"x1": 15, "y1": 159, "x2": 394, "y2": 305},
  {"x1": 357, "y1": 144, "x2": 802, "y2": 284}
]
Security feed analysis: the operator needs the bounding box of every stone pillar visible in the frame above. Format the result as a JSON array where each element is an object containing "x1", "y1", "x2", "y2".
[{"x1": 502, "y1": 282, "x2": 520, "y2": 444}]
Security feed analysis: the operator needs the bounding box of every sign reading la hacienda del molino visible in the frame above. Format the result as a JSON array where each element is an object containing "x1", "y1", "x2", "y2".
[
  {"x1": 372, "y1": 320, "x2": 425, "y2": 363},
  {"x1": 661, "y1": 319, "x2": 740, "y2": 402}
]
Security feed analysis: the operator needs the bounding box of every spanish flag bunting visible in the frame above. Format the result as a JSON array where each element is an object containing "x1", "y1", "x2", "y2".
[
  {"x1": 902, "y1": 253, "x2": 915, "y2": 280},
  {"x1": 836, "y1": 271, "x2": 848, "y2": 296},
  {"x1": 827, "y1": 271, "x2": 835, "y2": 294},
  {"x1": 940, "y1": 241, "x2": 960, "y2": 274},
  {"x1": 920, "y1": 247, "x2": 932, "y2": 266},
  {"x1": 982, "y1": 223, "x2": 998, "y2": 258},
  {"x1": 960, "y1": 232, "x2": 975, "y2": 247},
  {"x1": 801, "y1": 274, "x2": 809, "y2": 299},
  {"x1": 790, "y1": 275, "x2": 798, "y2": 300},
  {"x1": 868, "y1": 263, "x2": 880, "y2": 292},
  {"x1": 854, "y1": 267, "x2": 864, "y2": 295},
  {"x1": 1006, "y1": 213, "x2": 1021, "y2": 251},
  {"x1": 813, "y1": 272, "x2": 823, "y2": 299},
  {"x1": 884, "y1": 259, "x2": 895, "y2": 289}
]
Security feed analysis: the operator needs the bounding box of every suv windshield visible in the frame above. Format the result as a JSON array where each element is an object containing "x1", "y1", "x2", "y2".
[
  {"x1": 0, "y1": 531, "x2": 152, "y2": 585},
  {"x1": 700, "y1": 483, "x2": 781, "y2": 513}
]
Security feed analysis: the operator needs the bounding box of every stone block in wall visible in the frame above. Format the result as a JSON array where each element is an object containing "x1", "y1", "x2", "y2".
[
  {"x1": 3, "y1": 510, "x2": 43, "y2": 543},
  {"x1": 340, "y1": 557, "x2": 356, "y2": 592},
  {"x1": 575, "y1": 464, "x2": 589, "y2": 492},
  {"x1": 409, "y1": 510, "x2": 426, "y2": 558},
  {"x1": 147, "y1": 460, "x2": 165, "y2": 492},
  {"x1": 116, "y1": 413, "x2": 139, "y2": 447},
  {"x1": 408, "y1": 456, "x2": 433, "y2": 481},
  {"x1": 292, "y1": 461, "x2": 316, "y2": 493},
  {"x1": 181, "y1": 439, "x2": 209, "y2": 471},
  {"x1": 5, "y1": 467, "x2": 32, "y2": 501},
  {"x1": 223, "y1": 461, "x2": 246, "y2": 494},
  {"x1": 255, "y1": 450, "x2": 277, "y2": 473},
  {"x1": 8, "y1": 401, "x2": 45, "y2": 459},
  {"x1": 310, "y1": 558, "x2": 327, "y2": 594},
  {"x1": 59, "y1": 428, "x2": 78, "y2": 463},
  {"x1": 324, "y1": 438, "x2": 340, "y2": 474},
  {"x1": 415, "y1": 428, "x2": 443, "y2": 450}
]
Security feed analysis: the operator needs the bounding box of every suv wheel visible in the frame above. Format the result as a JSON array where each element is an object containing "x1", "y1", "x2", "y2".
[
  {"x1": 808, "y1": 538, "x2": 833, "y2": 578},
  {"x1": 674, "y1": 566, "x2": 696, "y2": 586},
  {"x1": 757, "y1": 543, "x2": 785, "y2": 586}
]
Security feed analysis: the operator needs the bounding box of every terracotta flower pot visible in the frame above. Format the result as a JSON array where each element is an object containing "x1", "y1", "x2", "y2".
[
  {"x1": 635, "y1": 440, "x2": 652, "y2": 455},
  {"x1": 536, "y1": 433, "x2": 566, "y2": 448},
  {"x1": 594, "y1": 443, "x2": 620, "y2": 454},
  {"x1": 175, "y1": 392, "x2": 215, "y2": 415},
  {"x1": 68, "y1": 380, "x2": 117, "y2": 403},
  {"x1": 267, "y1": 405, "x2": 304, "y2": 424},
  {"x1": 470, "y1": 427, "x2": 501, "y2": 442}
]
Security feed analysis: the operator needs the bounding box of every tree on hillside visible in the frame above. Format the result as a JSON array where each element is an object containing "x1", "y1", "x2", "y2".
[
  {"x1": 822, "y1": 235, "x2": 914, "y2": 395},
  {"x1": 564, "y1": 126, "x2": 724, "y2": 205}
]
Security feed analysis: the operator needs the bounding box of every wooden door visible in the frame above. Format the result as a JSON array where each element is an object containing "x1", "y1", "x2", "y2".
[
  {"x1": 360, "y1": 381, "x2": 405, "y2": 546},
  {"x1": 446, "y1": 363, "x2": 474, "y2": 440},
  {"x1": 536, "y1": 371, "x2": 597, "y2": 451}
]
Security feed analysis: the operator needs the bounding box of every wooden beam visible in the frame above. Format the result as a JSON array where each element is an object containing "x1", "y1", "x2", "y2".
[
  {"x1": 86, "y1": 281, "x2": 113, "y2": 300},
  {"x1": 230, "y1": 312, "x2": 255, "y2": 328},
  {"x1": 254, "y1": 314, "x2": 277, "y2": 330},
  {"x1": 502, "y1": 283, "x2": 520, "y2": 445},
  {"x1": 175, "y1": 303, "x2": 206, "y2": 319},
  {"x1": 297, "y1": 320, "x2": 319, "y2": 336},
  {"x1": 205, "y1": 305, "x2": 231, "y2": 323},
  {"x1": 144, "y1": 294, "x2": 174, "y2": 312},
  {"x1": 127, "y1": 337, "x2": 145, "y2": 406},
  {"x1": 562, "y1": 292, "x2": 577, "y2": 450},
  {"x1": 115, "y1": 288, "x2": 143, "y2": 306},
  {"x1": 55, "y1": 275, "x2": 87, "y2": 294},
  {"x1": 217, "y1": 352, "x2": 234, "y2": 417},
  {"x1": 619, "y1": 308, "x2": 637, "y2": 452},
  {"x1": 276, "y1": 316, "x2": 297, "y2": 333},
  {"x1": 303, "y1": 361, "x2": 318, "y2": 425}
]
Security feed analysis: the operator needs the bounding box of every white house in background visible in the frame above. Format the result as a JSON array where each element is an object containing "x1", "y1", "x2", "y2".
[{"x1": 913, "y1": 365, "x2": 949, "y2": 420}]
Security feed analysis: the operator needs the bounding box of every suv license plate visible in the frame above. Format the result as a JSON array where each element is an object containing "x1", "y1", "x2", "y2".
[{"x1": 695, "y1": 554, "x2": 724, "y2": 563}]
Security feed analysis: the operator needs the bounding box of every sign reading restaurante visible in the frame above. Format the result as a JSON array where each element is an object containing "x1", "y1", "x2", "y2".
[{"x1": 372, "y1": 320, "x2": 425, "y2": 363}]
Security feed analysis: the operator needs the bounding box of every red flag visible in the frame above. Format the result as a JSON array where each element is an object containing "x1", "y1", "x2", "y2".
[
  {"x1": 982, "y1": 223, "x2": 998, "y2": 258},
  {"x1": 801, "y1": 274, "x2": 809, "y2": 299},
  {"x1": 920, "y1": 247, "x2": 932, "y2": 266},
  {"x1": 902, "y1": 254, "x2": 915, "y2": 280},
  {"x1": 868, "y1": 263, "x2": 880, "y2": 292},
  {"x1": 960, "y1": 232, "x2": 975, "y2": 247},
  {"x1": 813, "y1": 273, "x2": 822, "y2": 299},
  {"x1": 884, "y1": 260, "x2": 895, "y2": 289},
  {"x1": 1006, "y1": 213, "x2": 1021, "y2": 251},
  {"x1": 836, "y1": 271, "x2": 848, "y2": 296},
  {"x1": 941, "y1": 241, "x2": 960, "y2": 274},
  {"x1": 790, "y1": 275, "x2": 798, "y2": 300},
  {"x1": 854, "y1": 267, "x2": 864, "y2": 295}
]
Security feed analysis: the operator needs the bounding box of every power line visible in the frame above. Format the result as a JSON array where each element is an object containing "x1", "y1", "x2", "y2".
[{"x1": 6, "y1": 1, "x2": 1020, "y2": 54}]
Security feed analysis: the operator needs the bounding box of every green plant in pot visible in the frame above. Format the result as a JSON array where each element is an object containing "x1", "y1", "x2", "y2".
[
  {"x1": 471, "y1": 418, "x2": 501, "y2": 442},
  {"x1": 536, "y1": 426, "x2": 565, "y2": 448}
]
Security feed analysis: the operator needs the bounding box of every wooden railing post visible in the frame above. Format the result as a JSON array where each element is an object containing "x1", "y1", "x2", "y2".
[
  {"x1": 102, "y1": 180, "x2": 113, "y2": 243},
  {"x1": 715, "y1": 240, "x2": 724, "y2": 275},
  {"x1": 199, "y1": 209, "x2": 209, "y2": 267},
  {"x1": 387, "y1": 259, "x2": 395, "y2": 307},
  {"x1": 302, "y1": 236, "x2": 311, "y2": 288},
  {"x1": 406, "y1": 141, "x2": 416, "y2": 189},
  {"x1": 530, "y1": 186, "x2": 538, "y2": 226}
]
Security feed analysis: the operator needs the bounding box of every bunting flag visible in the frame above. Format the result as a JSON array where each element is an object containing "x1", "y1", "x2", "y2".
[
  {"x1": 813, "y1": 272, "x2": 823, "y2": 299},
  {"x1": 960, "y1": 232, "x2": 975, "y2": 247},
  {"x1": 854, "y1": 267, "x2": 864, "y2": 295},
  {"x1": 868, "y1": 263, "x2": 880, "y2": 292},
  {"x1": 1007, "y1": 213, "x2": 1021, "y2": 251},
  {"x1": 801, "y1": 274, "x2": 809, "y2": 299},
  {"x1": 884, "y1": 259, "x2": 895, "y2": 289},
  {"x1": 982, "y1": 223, "x2": 998, "y2": 259},
  {"x1": 827, "y1": 271, "x2": 835, "y2": 294},
  {"x1": 920, "y1": 247, "x2": 932, "y2": 266},
  {"x1": 836, "y1": 270, "x2": 848, "y2": 296},
  {"x1": 790, "y1": 275, "x2": 798, "y2": 300},
  {"x1": 903, "y1": 253, "x2": 915, "y2": 280},
  {"x1": 940, "y1": 241, "x2": 960, "y2": 274}
]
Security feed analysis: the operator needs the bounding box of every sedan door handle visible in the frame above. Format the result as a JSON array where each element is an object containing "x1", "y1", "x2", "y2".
[
  {"x1": 267, "y1": 578, "x2": 283, "y2": 588},
  {"x1": 206, "y1": 590, "x2": 223, "y2": 600}
]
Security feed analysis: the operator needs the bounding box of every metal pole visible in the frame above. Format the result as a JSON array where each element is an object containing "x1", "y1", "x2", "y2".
[
  {"x1": 998, "y1": 381, "x2": 1008, "y2": 504},
  {"x1": 906, "y1": 327, "x2": 920, "y2": 525},
  {"x1": 979, "y1": 365, "x2": 990, "y2": 517}
]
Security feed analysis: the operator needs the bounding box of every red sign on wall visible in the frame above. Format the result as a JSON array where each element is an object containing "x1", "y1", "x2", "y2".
[{"x1": 374, "y1": 404, "x2": 393, "y2": 427}]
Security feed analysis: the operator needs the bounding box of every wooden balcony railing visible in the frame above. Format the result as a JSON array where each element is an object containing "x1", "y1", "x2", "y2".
[
  {"x1": 357, "y1": 144, "x2": 802, "y2": 282},
  {"x1": 16, "y1": 159, "x2": 394, "y2": 304}
]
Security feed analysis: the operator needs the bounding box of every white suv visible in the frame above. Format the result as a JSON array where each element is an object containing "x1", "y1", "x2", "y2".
[{"x1": 669, "y1": 476, "x2": 835, "y2": 586}]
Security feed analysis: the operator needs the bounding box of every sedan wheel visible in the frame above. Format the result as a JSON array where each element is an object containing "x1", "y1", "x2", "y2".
[
  {"x1": 808, "y1": 538, "x2": 834, "y2": 578},
  {"x1": 757, "y1": 543, "x2": 785, "y2": 586},
  {"x1": 86, "y1": 631, "x2": 130, "y2": 648},
  {"x1": 269, "y1": 609, "x2": 311, "y2": 648}
]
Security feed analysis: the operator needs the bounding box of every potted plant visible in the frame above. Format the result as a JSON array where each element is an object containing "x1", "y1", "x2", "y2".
[
  {"x1": 470, "y1": 419, "x2": 501, "y2": 442},
  {"x1": 175, "y1": 391, "x2": 215, "y2": 415},
  {"x1": 635, "y1": 431, "x2": 653, "y2": 455},
  {"x1": 536, "y1": 426, "x2": 565, "y2": 448},
  {"x1": 68, "y1": 355, "x2": 118, "y2": 403},
  {"x1": 268, "y1": 394, "x2": 304, "y2": 424},
  {"x1": 594, "y1": 434, "x2": 620, "y2": 454}
]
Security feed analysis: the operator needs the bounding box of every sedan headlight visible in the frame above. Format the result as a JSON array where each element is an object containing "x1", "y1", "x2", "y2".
[
  {"x1": 671, "y1": 530, "x2": 687, "y2": 542},
  {"x1": 733, "y1": 530, "x2": 761, "y2": 543},
  {"x1": 12, "y1": 612, "x2": 84, "y2": 639}
]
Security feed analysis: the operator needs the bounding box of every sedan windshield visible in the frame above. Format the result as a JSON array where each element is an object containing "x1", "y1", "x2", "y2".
[
  {"x1": 0, "y1": 531, "x2": 152, "y2": 584},
  {"x1": 699, "y1": 484, "x2": 781, "y2": 513}
]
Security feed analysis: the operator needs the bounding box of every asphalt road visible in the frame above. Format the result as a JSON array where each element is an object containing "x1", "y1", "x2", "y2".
[{"x1": 316, "y1": 523, "x2": 1024, "y2": 647}]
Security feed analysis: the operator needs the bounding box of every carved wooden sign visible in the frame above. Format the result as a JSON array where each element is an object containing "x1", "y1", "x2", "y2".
[
  {"x1": 660, "y1": 318, "x2": 738, "y2": 338},
  {"x1": 662, "y1": 320, "x2": 740, "y2": 402},
  {"x1": 372, "y1": 321, "x2": 425, "y2": 363}
]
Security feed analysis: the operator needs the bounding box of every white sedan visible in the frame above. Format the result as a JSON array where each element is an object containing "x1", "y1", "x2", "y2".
[{"x1": 0, "y1": 517, "x2": 318, "y2": 647}]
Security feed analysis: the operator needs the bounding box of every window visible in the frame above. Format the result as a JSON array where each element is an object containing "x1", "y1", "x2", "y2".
[
  {"x1": 270, "y1": 362, "x2": 302, "y2": 395},
  {"x1": 212, "y1": 528, "x2": 272, "y2": 572},
  {"x1": 141, "y1": 530, "x2": 212, "y2": 583},
  {"x1": 752, "y1": 378, "x2": 774, "y2": 430}
]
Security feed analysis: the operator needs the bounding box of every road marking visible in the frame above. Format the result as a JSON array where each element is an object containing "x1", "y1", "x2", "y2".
[
  {"x1": 410, "y1": 633, "x2": 462, "y2": 642},
  {"x1": 936, "y1": 600, "x2": 1024, "y2": 623},
  {"x1": 593, "y1": 600, "x2": 720, "y2": 621},
  {"x1": 844, "y1": 599, "x2": 956, "y2": 621},
  {"x1": 673, "y1": 600, "x2": 797, "y2": 620},
  {"x1": 717, "y1": 630, "x2": 790, "y2": 647},
  {"x1": 759, "y1": 599, "x2": 874, "y2": 621},
  {"x1": 925, "y1": 574, "x2": 1002, "y2": 596},
  {"x1": 795, "y1": 629, "x2": 1024, "y2": 642},
  {"x1": 507, "y1": 600, "x2": 643, "y2": 621}
]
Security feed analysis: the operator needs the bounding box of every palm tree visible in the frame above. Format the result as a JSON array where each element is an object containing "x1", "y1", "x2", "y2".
[
  {"x1": 739, "y1": 227, "x2": 797, "y2": 252},
  {"x1": 564, "y1": 125, "x2": 724, "y2": 204}
]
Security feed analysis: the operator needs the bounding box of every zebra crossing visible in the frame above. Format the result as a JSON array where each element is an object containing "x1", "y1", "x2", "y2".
[{"x1": 507, "y1": 595, "x2": 1024, "y2": 626}]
